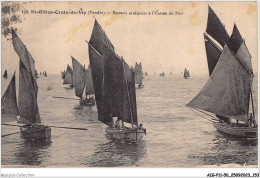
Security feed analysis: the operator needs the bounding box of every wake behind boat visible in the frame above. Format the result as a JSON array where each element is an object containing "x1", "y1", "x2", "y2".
[
  {"x1": 187, "y1": 6, "x2": 257, "y2": 138},
  {"x1": 88, "y1": 19, "x2": 146, "y2": 142},
  {"x1": 1, "y1": 29, "x2": 51, "y2": 140}
]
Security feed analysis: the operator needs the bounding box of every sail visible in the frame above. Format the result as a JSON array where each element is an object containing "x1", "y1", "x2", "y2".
[
  {"x1": 187, "y1": 45, "x2": 252, "y2": 122},
  {"x1": 206, "y1": 6, "x2": 229, "y2": 47},
  {"x1": 204, "y1": 34, "x2": 222, "y2": 75},
  {"x1": 63, "y1": 65, "x2": 73, "y2": 85},
  {"x1": 1, "y1": 73, "x2": 19, "y2": 123},
  {"x1": 228, "y1": 24, "x2": 244, "y2": 54},
  {"x1": 135, "y1": 62, "x2": 143, "y2": 84},
  {"x1": 103, "y1": 48, "x2": 124, "y2": 123},
  {"x1": 12, "y1": 29, "x2": 36, "y2": 81},
  {"x1": 72, "y1": 56, "x2": 86, "y2": 98},
  {"x1": 89, "y1": 19, "x2": 115, "y2": 56},
  {"x1": 3, "y1": 70, "x2": 7, "y2": 78},
  {"x1": 18, "y1": 59, "x2": 41, "y2": 124},
  {"x1": 85, "y1": 66, "x2": 95, "y2": 96},
  {"x1": 123, "y1": 62, "x2": 138, "y2": 125},
  {"x1": 236, "y1": 42, "x2": 253, "y2": 74},
  {"x1": 89, "y1": 44, "x2": 106, "y2": 123},
  {"x1": 103, "y1": 48, "x2": 137, "y2": 125},
  {"x1": 61, "y1": 71, "x2": 65, "y2": 79}
]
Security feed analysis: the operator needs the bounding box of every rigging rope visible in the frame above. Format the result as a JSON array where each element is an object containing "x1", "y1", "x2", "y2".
[
  {"x1": 187, "y1": 107, "x2": 217, "y2": 123},
  {"x1": 2, "y1": 132, "x2": 20, "y2": 137}
]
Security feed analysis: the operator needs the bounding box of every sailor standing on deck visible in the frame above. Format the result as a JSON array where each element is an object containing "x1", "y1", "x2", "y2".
[{"x1": 248, "y1": 113, "x2": 256, "y2": 127}]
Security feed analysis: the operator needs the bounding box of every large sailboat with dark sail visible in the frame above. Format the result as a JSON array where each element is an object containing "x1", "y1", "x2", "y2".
[
  {"x1": 135, "y1": 62, "x2": 144, "y2": 88},
  {"x1": 87, "y1": 19, "x2": 146, "y2": 142},
  {"x1": 72, "y1": 56, "x2": 95, "y2": 106},
  {"x1": 187, "y1": 6, "x2": 257, "y2": 138},
  {"x1": 1, "y1": 29, "x2": 51, "y2": 140},
  {"x1": 63, "y1": 64, "x2": 74, "y2": 88}
]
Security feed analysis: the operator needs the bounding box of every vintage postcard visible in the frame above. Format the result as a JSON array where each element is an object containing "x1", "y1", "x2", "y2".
[{"x1": 1, "y1": 1, "x2": 258, "y2": 177}]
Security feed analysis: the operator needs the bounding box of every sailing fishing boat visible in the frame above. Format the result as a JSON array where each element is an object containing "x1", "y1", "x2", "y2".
[
  {"x1": 42, "y1": 71, "x2": 47, "y2": 77},
  {"x1": 1, "y1": 29, "x2": 51, "y2": 140},
  {"x1": 135, "y1": 62, "x2": 144, "y2": 88},
  {"x1": 186, "y1": 6, "x2": 257, "y2": 138},
  {"x1": 3, "y1": 69, "x2": 7, "y2": 79},
  {"x1": 88, "y1": 19, "x2": 146, "y2": 142},
  {"x1": 160, "y1": 72, "x2": 165, "y2": 77},
  {"x1": 63, "y1": 64, "x2": 74, "y2": 88},
  {"x1": 184, "y1": 68, "x2": 190, "y2": 79},
  {"x1": 72, "y1": 56, "x2": 95, "y2": 106}
]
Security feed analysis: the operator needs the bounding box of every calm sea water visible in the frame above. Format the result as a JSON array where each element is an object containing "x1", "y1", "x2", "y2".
[{"x1": 1, "y1": 74, "x2": 258, "y2": 167}]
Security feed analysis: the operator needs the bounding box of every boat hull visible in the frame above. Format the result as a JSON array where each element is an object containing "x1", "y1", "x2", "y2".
[
  {"x1": 20, "y1": 125, "x2": 51, "y2": 140},
  {"x1": 213, "y1": 122, "x2": 257, "y2": 138},
  {"x1": 80, "y1": 98, "x2": 95, "y2": 106},
  {"x1": 106, "y1": 127, "x2": 146, "y2": 142}
]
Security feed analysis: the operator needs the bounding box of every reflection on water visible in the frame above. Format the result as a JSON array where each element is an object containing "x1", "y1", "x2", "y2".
[
  {"x1": 15, "y1": 139, "x2": 51, "y2": 166},
  {"x1": 86, "y1": 140, "x2": 147, "y2": 167},
  {"x1": 188, "y1": 131, "x2": 258, "y2": 166}
]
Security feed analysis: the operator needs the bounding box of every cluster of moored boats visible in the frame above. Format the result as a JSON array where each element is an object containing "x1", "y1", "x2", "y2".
[{"x1": 1, "y1": 6, "x2": 258, "y2": 144}]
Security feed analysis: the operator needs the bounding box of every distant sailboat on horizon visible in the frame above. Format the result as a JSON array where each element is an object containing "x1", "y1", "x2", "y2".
[
  {"x1": 72, "y1": 56, "x2": 95, "y2": 106},
  {"x1": 63, "y1": 64, "x2": 74, "y2": 88},
  {"x1": 184, "y1": 68, "x2": 190, "y2": 79},
  {"x1": 3, "y1": 69, "x2": 7, "y2": 79},
  {"x1": 135, "y1": 62, "x2": 144, "y2": 88}
]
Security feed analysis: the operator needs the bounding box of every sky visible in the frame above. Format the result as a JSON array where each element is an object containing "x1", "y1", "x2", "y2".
[{"x1": 1, "y1": 1, "x2": 258, "y2": 76}]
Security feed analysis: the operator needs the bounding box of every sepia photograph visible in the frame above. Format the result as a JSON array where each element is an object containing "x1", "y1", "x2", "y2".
[{"x1": 1, "y1": 1, "x2": 258, "y2": 177}]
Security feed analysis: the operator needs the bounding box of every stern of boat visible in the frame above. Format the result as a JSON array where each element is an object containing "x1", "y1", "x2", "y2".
[
  {"x1": 20, "y1": 125, "x2": 51, "y2": 140},
  {"x1": 106, "y1": 127, "x2": 146, "y2": 142},
  {"x1": 213, "y1": 122, "x2": 257, "y2": 138}
]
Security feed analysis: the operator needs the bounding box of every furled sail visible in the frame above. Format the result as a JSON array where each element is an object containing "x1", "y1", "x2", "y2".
[
  {"x1": 204, "y1": 34, "x2": 222, "y2": 76},
  {"x1": 72, "y1": 56, "x2": 86, "y2": 98},
  {"x1": 63, "y1": 65, "x2": 73, "y2": 85},
  {"x1": 187, "y1": 45, "x2": 252, "y2": 122},
  {"x1": 206, "y1": 6, "x2": 229, "y2": 47},
  {"x1": 135, "y1": 62, "x2": 143, "y2": 84},
  {"x1": 1, "y1": 73, "x2": 19, "y2": 123},
  {"x1": 89, "y1": 19, "x2": 115, "y2": 56},
  {"x1": 85, "y1": 66, "x2": 95, "y2": 96}
]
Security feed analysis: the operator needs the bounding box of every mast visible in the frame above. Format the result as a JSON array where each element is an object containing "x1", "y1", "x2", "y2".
[
  {"x1": 250, "y1": 84, "x2": 255, "y2": 121},
  {"x1": 122, "y1": 59, "x2": 134, "y2": 129}
]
